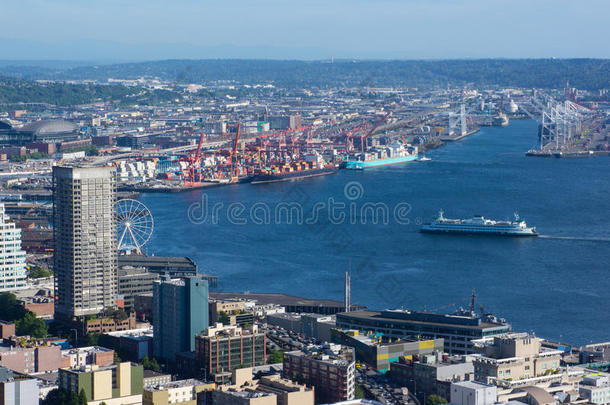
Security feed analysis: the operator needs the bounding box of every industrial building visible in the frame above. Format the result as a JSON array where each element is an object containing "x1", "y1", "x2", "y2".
[
  {"x1": 336, "y1": 310, "x2": 511, "y2": 355},
  {"x1": 153, "y1": 277, "x2": 209, "y2": 363},
  {"x1": 53, "y1": 166, "x2": 118, "y2": 319}
]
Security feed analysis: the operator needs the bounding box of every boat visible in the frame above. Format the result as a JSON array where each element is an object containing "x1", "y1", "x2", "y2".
[
  {"x1": 251, "y1": 153, "x2": 337, "y2": 184},
  {"x1": 419, "y1": 156, "x2": 431, "y2": 162},
  {"x1": 345, "y1": 142, "x2": 418, "y2": 170},
  {"x1": 492, "y1": 113, "x2": 509, "y2": 127},
  {"x1": 421, "y1": 210, "x2": 538, "y2": 237}
]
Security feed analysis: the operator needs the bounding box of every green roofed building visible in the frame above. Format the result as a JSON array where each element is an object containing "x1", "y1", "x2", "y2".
[{"x1": 58, "y1": 362, "x2": 143, "y2": 405}]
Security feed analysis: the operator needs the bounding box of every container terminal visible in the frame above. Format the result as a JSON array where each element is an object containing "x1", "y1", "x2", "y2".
[{"x1": 0, "y1": 82, "x2": 607, "y2": 196}]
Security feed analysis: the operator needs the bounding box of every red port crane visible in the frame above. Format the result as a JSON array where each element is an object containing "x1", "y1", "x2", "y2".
[
  {"x1": 230, "y1": 122, "x2": 241, "y2": 182},
  {"x1": 359, "y1": 110, "x2": 392, "y2": 151},
  {"x1": 183, "y1": 131, "x2": 206, "y2": 186}
]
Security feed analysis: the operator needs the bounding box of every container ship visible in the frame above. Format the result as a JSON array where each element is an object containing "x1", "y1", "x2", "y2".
[
  {"x1": 250, "y1": 153, "x2": 337, "y2": 184},
  {"x1": 421, "y1": 211, "x2": 538, "y2": 237},
  {"x1": 345, "y1": 143, "x2": 418, "y2": 170}
]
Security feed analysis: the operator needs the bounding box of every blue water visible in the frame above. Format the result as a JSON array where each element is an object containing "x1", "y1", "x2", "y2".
[{"x1": 140, "y1": 120, "x2": 610, "y2": 345}]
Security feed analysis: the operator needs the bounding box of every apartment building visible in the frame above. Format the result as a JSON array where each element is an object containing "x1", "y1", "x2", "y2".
[
  {"x1": 58, "y1": 362, "x2": 143, "y2": 405},
  {"x1": 53, "y1": 166, "x2": 117, "y2": 319},
  {"x1": 283, "y1": 344, "x2": 355, "y2": 404},
  {"x1": 195, "y1": 324, "x2": 266, "y2": 383},
  {"x1": 0, "y1": 203, "x2": 27, "y2": 291}
]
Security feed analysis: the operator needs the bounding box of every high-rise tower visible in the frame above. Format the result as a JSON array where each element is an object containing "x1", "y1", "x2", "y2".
[
  {"x1": 0, "y1": 203, "x2": 27, "y2": 291},
  {"x1": 53, "y1": 166, "x2": 118, "y2": 318}
]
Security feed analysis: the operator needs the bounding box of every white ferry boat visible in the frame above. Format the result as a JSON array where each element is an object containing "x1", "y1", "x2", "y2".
[{"x1": 421, "y1": 211, "x2": 538, "y2": 237}]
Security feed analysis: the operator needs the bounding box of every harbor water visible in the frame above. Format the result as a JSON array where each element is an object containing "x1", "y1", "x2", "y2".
[{"x1": 140, "y1": 120, "x2": 610, "y2": 345}]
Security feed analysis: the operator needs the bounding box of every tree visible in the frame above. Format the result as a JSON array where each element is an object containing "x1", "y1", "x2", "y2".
[
  {"x1": 113, "y1": 351, "x2": 121, "y2": 364},
  {"x1": 355, "y1": 383, "x2": 366, "y2": 399},
  {"x1": 0, "y1": 292, "x2": 26, "y2": 321},
  {"x1": 85, "y1": 333, "x2": 100, "y2": 346},
  {"x1": 142, "y1": 355, "x2": 161, "y2": 372},
  {"x1": 269, "y1": 349, "x2": 284, "y2": 364},
  {"x1": 218, "y1": 311, "x2": 230, "y2": 325},
  {"x1": 78, "y1": 388, "x2": 88, "y2": 405},
  {"x1": 28, "y1": 266, "x2": 53, "y2": 279},
  {"x1": 426, "y1": 395, "x2": 448, "y2": 405},
  {"x1": 15, "y1": 312, "x2": 48, "y2": 338}
]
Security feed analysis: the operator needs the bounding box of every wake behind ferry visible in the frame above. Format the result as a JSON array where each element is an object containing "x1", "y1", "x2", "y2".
[
  {"x1": 345, "y1": 142, "x2": 418, "y2": 170},
  {"x1": 421, "y1": 211, "x2": 538, "y2": 237}
]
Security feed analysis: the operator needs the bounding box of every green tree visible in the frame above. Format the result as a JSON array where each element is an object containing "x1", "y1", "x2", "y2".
[
  {"x1": 141, "y1": 355, "x2": 161, "y2": 372},
  {"x1": 269, "y1": 349, "x2": 284, "y2": 364},
  {"x1": 15, "y1": 312, "x2": 48, "y2": 338},
  {"x1": 113, "y1": 351, "x2": 121, "y2": 364},
  {"x1": 85, "y1": 333, "x2": 100, "y2": 346},
  {"x1": 78, "y1": 388, "x2": 88, "y2": 405},
  {"x1": 28, "y1": 266, "x2": 53, "y2": 279},
  {"x1": 0, "y1": 292, "x2": 26, "y2": 321},
  {"x1": 218, "y1": 311, "x2": 230, "y2": 325},
  {"x1": 355, "y1": 383, "x2": 365, "y2": 399},
  {"x1": 426, "y1": 395, "x2": 449, "y2": 405}
]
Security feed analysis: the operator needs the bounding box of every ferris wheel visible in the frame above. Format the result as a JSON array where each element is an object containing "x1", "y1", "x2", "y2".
[{"x1": 115, "y1": 199, "x2": 154, "y2": 254}]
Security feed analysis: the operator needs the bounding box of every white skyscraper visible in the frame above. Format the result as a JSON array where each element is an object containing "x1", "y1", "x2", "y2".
[{"x1": 0, "y1": 203, "x2": 27, "y2": 291}]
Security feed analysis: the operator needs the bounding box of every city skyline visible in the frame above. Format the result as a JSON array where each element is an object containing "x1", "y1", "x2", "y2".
[{"x1": 0, "y1": 0, "x2": 608, "y2": 61}]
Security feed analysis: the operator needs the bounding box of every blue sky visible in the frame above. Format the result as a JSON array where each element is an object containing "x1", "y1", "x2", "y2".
[{"x1": 0, "y1": 0, "x2": 608, "y2": 60}]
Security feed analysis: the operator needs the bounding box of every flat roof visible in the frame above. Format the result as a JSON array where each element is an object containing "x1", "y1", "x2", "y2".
[
  {"x1": 210, "y1": 292, "x2": 358, "y2": 308},
  {"x1": 338, "y1": 311, "x2": 508, "y2": 331}
]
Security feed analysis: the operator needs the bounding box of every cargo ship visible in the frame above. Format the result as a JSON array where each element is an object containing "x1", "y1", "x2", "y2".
[
  {"x1": 345, "y1": 142, "x2": 418, "y2": 170},
  {"x1": 251, "y1": 153, "x2": 337, "y2": 184},
  {"x1": 421, "y1": 211, "x2": 538, "y2": 237}
]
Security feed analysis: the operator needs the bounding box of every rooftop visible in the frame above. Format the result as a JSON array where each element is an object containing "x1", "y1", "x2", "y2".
[
  {"x1": 146, "y1": 378, "x2": 209, "y2": 391},
  {"x1": 18, "y1": 120, "x2": 77, "y2": 135},
  {"x1": 339, "y1": 310, "x2": 509, "y2": 331}
]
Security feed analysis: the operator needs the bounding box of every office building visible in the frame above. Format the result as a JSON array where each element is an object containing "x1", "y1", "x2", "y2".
[
  {"x1": 471, "y1": 333, "x2": 562, "y2": 384},
  {"x1": 119, "y1": 256, "x2": 217, "y2": 311},
  {"x1": 209, "y1": 389, "x2": 276, "y2": 405},
  {"x1": 578, "y1": 374, "x2": 610, "y2": 405},
  {"x1": 0, "y1": 366, "x2": 39, "y2": 405},
  {"x1": 143, "y1": 370, "x2": 172, "y2": 389},
  {"x1": 58, "y1": 362, "x2": 143, "y2": 405},
  {"x1": 389, "y1": 353, "x2": 475, "y2": 400},
  {"x1": 450, "y1": 381, "x2": 497, "y2": 405},
  {"x1": 153, "y1": 277, "x2": 209, "y2": 363},
  {"x1": 0, "y1": 203, "x2": 27, "y2": 291},
  {"x1": 195, "y1": 324, "x2": 266, "y2": 383},
  {"x1": 53, "y1": 166, "x2": 118, "y2": 319},
  {"x1": 331, "y1": 329, "x2": 444, "y2": 373},
  {"x1": 60, "y1": 346, "x2": 115, "y2": 369},
  {"x1": 143, "y1": 379, "x2": 214, "y2": 405},
  {"x1": 210, "y1": 300, "x2": 254, "y2": 327},
  {"x1": 100, "y1": 328, "x2": 154, "y2": 362},
  {"x1": 283, "y1": 344, "x2": 355, "y2": 404},
  {"x1": 0, "y1": 344, "x2": 61, "y2": 374},
  {"x1": 336, "y1": 310, "x2": 510, "y2": 355}
]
